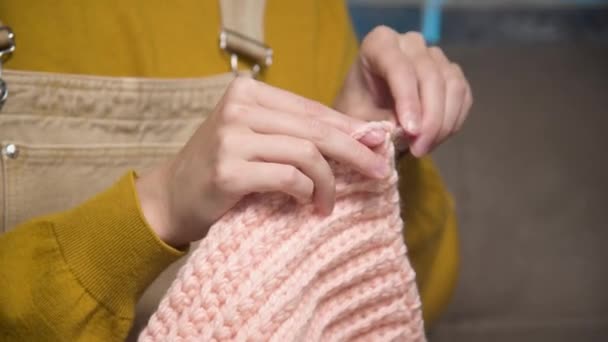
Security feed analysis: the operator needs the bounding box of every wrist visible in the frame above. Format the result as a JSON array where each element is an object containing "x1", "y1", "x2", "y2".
[{"x1": 135, "y1": 163, "x2": 182, "y2": 248}]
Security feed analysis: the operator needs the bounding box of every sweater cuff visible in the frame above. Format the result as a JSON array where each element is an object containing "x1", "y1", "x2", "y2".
[{"x1": 52, "y1": 171, "x2": 186, "y2": 318}]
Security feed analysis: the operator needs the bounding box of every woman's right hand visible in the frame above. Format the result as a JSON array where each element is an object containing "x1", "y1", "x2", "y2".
[{"x1": 136, "y1": 77, "x2": 390, "y2": 247}]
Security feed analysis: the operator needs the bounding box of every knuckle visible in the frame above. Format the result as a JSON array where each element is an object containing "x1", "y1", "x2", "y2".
[
  {"x1": 363, "y1": 25, "x2": 395, "y2": 48},
  {"x1": 228, "y1": 76, "x2": 256, "y2": 94},
  {"x1": 222, "y1": 103, "x2": 248, "y2": 123},
  {"x1": 370, "y1": 25, "x2": 394, "y2": 40},
  {"x1": 280, "y1": 166, "x2": 300, "y2": 188},
  {"x1": 403, "y1": 31, "x2": 426, "y2": 46},
  {"x1": 224, "y1": 77, "x2": 257, "y2": 103},
  {"x1": 301, "y1": 141, "x2": 319, "y2": 160},
  {"x1": 211, "y1": 160, "x2": 233, "y2": 189},
  {"x1": 307, "y1": 118, "x2": 330, "y2": 142}
]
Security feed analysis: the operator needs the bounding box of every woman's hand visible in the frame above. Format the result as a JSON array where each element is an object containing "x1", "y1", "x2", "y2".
[
  {"x1": 334, "y1": 26, "x2": 473, "y2": 157},
  {"x1": 136, "y1": 77, "x2": 389, "y2": 247}
]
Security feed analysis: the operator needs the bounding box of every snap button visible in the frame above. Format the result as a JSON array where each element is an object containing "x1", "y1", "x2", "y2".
[{"x1": 3, "y1": 143, "x2": 18, "y2": 159}]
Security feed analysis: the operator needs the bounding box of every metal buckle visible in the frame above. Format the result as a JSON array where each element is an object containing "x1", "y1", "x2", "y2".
[
  {"x1": 0, "y1": 25, "x2": 15, "y2": 109},
  {"x1": 0, "y1": 25, "x2": 16, "y2": 61},
  {"x1": 219, "y1": 28, "x2": 272, "y2": 78}
]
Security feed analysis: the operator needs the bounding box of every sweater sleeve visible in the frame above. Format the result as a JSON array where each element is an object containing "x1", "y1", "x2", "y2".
[{"x1": 0, "y1": 172, "x2": 186, "y2": 341}]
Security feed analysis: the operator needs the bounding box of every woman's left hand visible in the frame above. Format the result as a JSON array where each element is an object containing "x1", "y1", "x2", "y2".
[{"x1": 334, "y1": 26, "x2": 473, "y2": 157}]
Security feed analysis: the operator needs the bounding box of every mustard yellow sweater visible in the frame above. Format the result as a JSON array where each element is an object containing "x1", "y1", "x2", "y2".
[{"x1": 0, "y1": 1, "x2": 458, "y2": 340}]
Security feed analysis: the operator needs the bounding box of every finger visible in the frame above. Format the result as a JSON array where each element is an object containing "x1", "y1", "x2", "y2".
[
  {"x1": 430, "y1": 48, "x2": 466, "y2": 143},
  {"x1": 230, "y1": 77, "x2": 383, "y2": 146},
  {"x1": 237, "y1": 106, "x2": 390, "y2": 178},
  {"x1": 233, "y1": 161, "x2": 315, "y2": 206},
  {"x1": 439, "y1": 69, "x2": 465, "y2": 143},
  {"x1": 242, "y1": 133, "x2": 335, "y2": 214},
  {"x1": 444, "y1": 63, "x2": 468, "y2": 138},
  {"x1": 456, "y1": 83, "x2": 473, "y2": 131},
  {"x1": 429, "y1": 50, "x2": 474, "y2": 147},
  {"x1": 406, "y1": 53, "x2": 446, "y2": 157},
  {"x1": 360, "y1": 27, "x2": 423, "y2": 135}
]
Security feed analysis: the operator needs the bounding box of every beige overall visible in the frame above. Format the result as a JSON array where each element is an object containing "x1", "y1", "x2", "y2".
[{"x1": 0, "y1": 0, "x2": 271, "y2": 336}]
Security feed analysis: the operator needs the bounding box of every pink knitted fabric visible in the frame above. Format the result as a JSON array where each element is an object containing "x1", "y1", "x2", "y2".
[{"x1": 139, "y1": 122, "x2": 425, "y2": 342}]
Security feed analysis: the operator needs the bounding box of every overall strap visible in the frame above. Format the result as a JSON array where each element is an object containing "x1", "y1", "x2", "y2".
[
  {"x1": 0, "y1": 1, "x2": 270, "y2": 106},
  {"x1": 219, "y1": 0, "x2": 272, "y2": 77}
]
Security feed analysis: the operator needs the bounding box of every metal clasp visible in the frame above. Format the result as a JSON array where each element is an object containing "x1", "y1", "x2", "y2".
[
  {"x1": 0, "y1": 25, "x2": 16, "y2": 109},
  {"x1": 219, "y1": 28, "x2": 272, "y2": 78},
  {"x1": 0, "y1": 26, "x2": 16, "y2": 60}
]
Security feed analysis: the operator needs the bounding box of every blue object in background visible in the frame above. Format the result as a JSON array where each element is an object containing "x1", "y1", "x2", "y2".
[
  {"x1": 348, "y1": 1, "x2": 608, "y2": 44},
  {"x1": 348, "y1": 5, "x2": 420, "y2": 41},
  {"x1": 421, "y1": 0, "x2": 444, "y2": 44},
  {"x1": 348, "y1": 0, "x2": 444, "y2": 43}
]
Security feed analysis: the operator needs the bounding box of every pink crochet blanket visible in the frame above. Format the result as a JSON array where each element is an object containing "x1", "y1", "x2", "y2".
[{"x1": 140, "y1": 122, "x2": 425, "y2": 341}]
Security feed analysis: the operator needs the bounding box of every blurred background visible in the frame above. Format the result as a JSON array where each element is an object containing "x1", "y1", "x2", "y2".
[{"x1": 348, "y1": 0, "x2": 608, "y2": 341}]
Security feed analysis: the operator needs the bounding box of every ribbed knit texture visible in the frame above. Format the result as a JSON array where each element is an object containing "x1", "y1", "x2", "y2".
[
  {"x1": 52, "y1": 172, "x2": 186, "y2": 318},
  {"x1": 139, "y1": 122, "x2": 425, "y2": 342}
]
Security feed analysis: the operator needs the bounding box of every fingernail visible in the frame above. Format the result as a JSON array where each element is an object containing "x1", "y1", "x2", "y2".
[
  {"x1": 374, "y1": 160, "x2": 390, "y2": 178},
  {"x1": 361, "y1": 130, "x2": 385, "y2": 146},
  {"x1": 315, "y1": 203, "x2": 334, "y2": 216},
  {"x1": 370, "y1": 130, "x2": 385, "y2": 142},
  {"x1": 406, "y1": 119, "x2": 420, "y2": 134},
  {"x1": 403, "y1": 111, "x2": 420, "y2": 135}
]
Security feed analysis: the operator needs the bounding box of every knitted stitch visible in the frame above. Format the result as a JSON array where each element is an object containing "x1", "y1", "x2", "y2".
[{"x1": 139, "y1": 122, "x2": 425, "y2": 342}]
